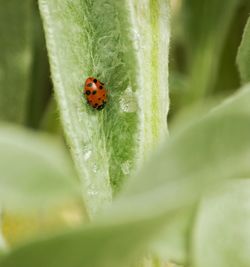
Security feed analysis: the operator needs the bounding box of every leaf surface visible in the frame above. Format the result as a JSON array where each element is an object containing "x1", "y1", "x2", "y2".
[{"x1": 39, "y1": 0, "x2": 170, "y2": 217}]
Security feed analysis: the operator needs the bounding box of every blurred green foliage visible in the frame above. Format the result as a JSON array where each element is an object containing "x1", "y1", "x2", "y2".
[
  {"x1": 0, "y1": 0, "x2": 33, "y2": 123},
  {"x1": 0, "y1": 0, "x2": 51, "y2": 127},
  {"x1": 237, "y1": 16, "x2": 250, "y2": 83},
  {"x1": 169, "y1": 0, "x2": 250, "y2": 119},
  {"x1": 2, "y1": 83, "x2": 250, "y2": 267},
  {"x1": 0, "y1": 124, "x2": 80, "y2": 212},
  {"x1": 0, "y1": 0, "x2": 250, "y2": 267}
]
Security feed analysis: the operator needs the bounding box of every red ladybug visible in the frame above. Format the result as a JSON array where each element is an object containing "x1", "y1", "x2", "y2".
[{"x1": 83, "y1": 77, "x2": 108, "y2": 110}]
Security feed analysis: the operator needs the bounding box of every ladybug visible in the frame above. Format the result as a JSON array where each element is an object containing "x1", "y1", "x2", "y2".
[{"x1": 83, "y1": 77, "x2": 107, "y2": 110}]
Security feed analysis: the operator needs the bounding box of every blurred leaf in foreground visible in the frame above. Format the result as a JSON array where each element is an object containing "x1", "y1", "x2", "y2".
[
  {"x1": 191, "y1": 180, "x2": 250, "y2": 267},
  {"x1": 0, "y1": 124, "x2": 80, "y2": 212},
  {"x1": 1, "y1": 84, "x2": 250, "y2": 267}
]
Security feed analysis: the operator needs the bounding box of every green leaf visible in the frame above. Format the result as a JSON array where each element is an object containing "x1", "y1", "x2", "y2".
[
  {"x1": 182, "y1": 0, "x2": 241, "y2": 102},
  {"x1": 1, "y1": 84, "x2": 250, "y2": 267},
  {"x1": 0, "y1": 124, "x2": 80, "y2": 212},
  {"x1": 213, "y1": 4, "x2": 250, "y2": 95},
  {"x1": 237, "y1": 16, "x2": 250, "y2": 84},
  {"x1": 191, "y1": 180, "x2": 250, "y2": 267},
  {"x1": 0, "y1": 216, "x2": 167, "y2": 267},
  {"x1": 0, "y1": 0, "x2": 32, "y2": 123},
  {"x1": 150, "y1": 211, "x2": 192, "y2": 264},
  {"x1": 38, "y1": 0, "x2": 170, "y2": 218}
]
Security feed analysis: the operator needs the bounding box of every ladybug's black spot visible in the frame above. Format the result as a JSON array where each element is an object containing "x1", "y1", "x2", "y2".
[
  {"x1": 85, "y1": 90, "x2": 91, "y2": 95},
  {"x1": 87, "y1": 83, "x2": 93, "y2": 87},
  {"x1": 93, "y1": 79, "x2": 97, "y2": 83},
  {"x1": 98, "y1": 97, "x2": 101, "y2": 100},
  {"x1": 94, "y1": 103, "x2": 98, "y2": 107},
  {"x1": 99, "y1": 86, "x2": 103, "y2": 89},
  {"x1": 92, "y1": 90, "x2": 97, "y2": 95}
]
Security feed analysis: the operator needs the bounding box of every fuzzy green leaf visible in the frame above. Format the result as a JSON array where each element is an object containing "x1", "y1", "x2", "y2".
[
  {"x1": 0, "y1": 124, "x2": 80, "y2": 212},
  {"x1": 237, "y1": 16, "x2": 250, "y2": 84},
  {"x1": 1, "y1": 84, "x2": 250, "y2": 267},
  {"x1": 191, "y1": 180, "x2": 250, "y2": 267},
  {"x1": 0, "y1": 0, "x2": 32, "y2": 123},
  {"x1": 38, "y1": 0, "x2": 169, "y2": 218}
]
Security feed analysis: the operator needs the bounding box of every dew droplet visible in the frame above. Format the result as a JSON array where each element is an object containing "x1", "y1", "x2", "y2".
[
  {"x1": 87, "y1": 184, "x2": 99, "y2": 197},
  {"x1": 92, "y1": 163, "x2": 98, "y2": 173},
  {"x1": 88, "y1": 190, "x2": 98, "y2": 197},
  {"x1": 83, "y1": 148, "x2": 92, "y2": 161},
  {"x1": 121, "y1": 160, "x2": 132, "y2": 175},
  {"x1": 119, "y1": 86, "x2": 137, "y2": 113}
]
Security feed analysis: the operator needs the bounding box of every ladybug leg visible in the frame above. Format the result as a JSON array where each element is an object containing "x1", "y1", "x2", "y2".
[{"x1": 97, "y1": 104, "x2": 105, "y2": 110}]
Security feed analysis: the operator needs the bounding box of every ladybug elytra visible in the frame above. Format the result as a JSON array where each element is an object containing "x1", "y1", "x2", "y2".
[{"x1": 83, "y1": 77, "x2": 108, "y2": 110}]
